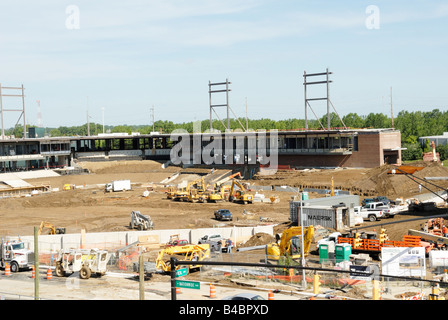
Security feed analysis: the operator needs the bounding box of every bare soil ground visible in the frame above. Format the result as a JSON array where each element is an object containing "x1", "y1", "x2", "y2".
[{"x1": 0, "y1": 160, "x2": 446, "y2": 244}]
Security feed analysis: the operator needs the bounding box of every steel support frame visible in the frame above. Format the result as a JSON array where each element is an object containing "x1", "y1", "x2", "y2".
[
  {"x1": 209, "y1": 79, "x2": 231, "y2": 132},
  {"x1": 303, "y1": 69, "x2": 332, "y2": 130},
  {"x1": 0, "y1": 84, "x2": 27, "y2": 140}
]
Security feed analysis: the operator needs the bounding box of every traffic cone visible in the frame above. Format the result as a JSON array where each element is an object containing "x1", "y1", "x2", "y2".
[
  {"x1": 31, "y1": 265, "x2": 35, "y2": 279},
  {"x1": 46, "y1": 267, "x2": 53, "y2": 280},
  {"x1": 4, "y1": 263, "x2": 11, "y2": 276},
  {"x1": 268, "y1": 290, "x2": 274, "y2": 300},
  {"x1": 176, "y1": 287, "x2": 181, "y2": 294},
  {"x1": 209, "y1": 283, "x2": 216, "y2": 298}
]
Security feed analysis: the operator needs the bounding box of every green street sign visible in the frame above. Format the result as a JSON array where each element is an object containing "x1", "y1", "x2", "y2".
[
  {"x1": 175, "y1": 268, "x2": 188, "y2": 278},
  {"x1": 175, "y1": 280, "x2": 200, "y2": 290}
]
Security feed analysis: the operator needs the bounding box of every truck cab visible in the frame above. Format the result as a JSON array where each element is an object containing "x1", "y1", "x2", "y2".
[{"x1": 0, "y1": 240, "x2": 34, "y2": 272}]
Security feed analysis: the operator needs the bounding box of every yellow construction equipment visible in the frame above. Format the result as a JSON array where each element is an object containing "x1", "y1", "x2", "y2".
[
  {"x1": 187, "y1": 177, "x2": 209, "y2": 203},
  {"x1": 38, "y1": 221, "x2": 66, "y2": 235},
  {"x1": 206, "y1": 184, "x2": 231, "y2": 202},
  {"x1": 155, "y1": 243, "x2": 210, "y2": 274},
  {"x1": 229, "y1": 179, "x2": 253, "y2": 204},
  {"x1": 166, "y1": 186, "x2": 176, "y2": 199},
  {"x1": 266, "y1": 226, "x2": 314, "y2": 261},
  {"x1": 172, "y1": 178, "x2": 204, "y2": 201}
]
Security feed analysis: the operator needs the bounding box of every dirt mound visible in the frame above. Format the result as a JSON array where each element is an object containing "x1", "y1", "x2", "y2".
[
  {"x1": 239, "y1": 232, "x2": 275, "y2": 247},
  {"x1": 78, "y1": 160, "x2": 180, "y2": 174}
]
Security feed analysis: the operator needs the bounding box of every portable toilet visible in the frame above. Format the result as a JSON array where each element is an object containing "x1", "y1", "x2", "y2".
[
  {"x1": 335, "y1": 243, "x2": 352, "y2": 263},
  {"x1": 318, "y1": 241, "x2": 335, "y2": 263},
  {"x1": 302, "y1": 192, "x2": 309, "y2": 200},
  {"x1": 319, "y1": 243, "x2": 329, "y2": 263}
]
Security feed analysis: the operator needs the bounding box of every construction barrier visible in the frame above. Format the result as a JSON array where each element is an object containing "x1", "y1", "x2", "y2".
[
  {"x1": 31, "y1": 265, "x2": 35, "y2": 279},
  {"x1": 176, "y1": 287, "x2": 181, "y2": 294},
  {"x1": 268, "y1": 290, "x2": 274, "y2": 300},
  {"x1": 4, "y1": 263, "x2": 11, "y2": 276},
  {"x1": 209, "y1": 283, "x2": 216, "y2": 298},
  {"x1": 46, "y1": 268, "x2": 53, "y2": 280},
  {"x1": 402, "y1": 290, "x2": 425, "y2": 300}
]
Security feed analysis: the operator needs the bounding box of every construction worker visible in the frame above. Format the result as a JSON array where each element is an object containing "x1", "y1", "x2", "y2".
[
  {"x1": 226, "y1": 239, "x2": 233, "y2": 253},
  {"x1": 443, "y1": 225, "x2": 448, "y2": 237}
]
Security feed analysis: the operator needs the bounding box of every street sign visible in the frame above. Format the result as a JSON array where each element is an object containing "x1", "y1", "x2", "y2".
[
  {"x1": 175, "y1": 280, "x2": 200, "y2": 290},
  {"x1": 175, "y1": 268, "x2": 188, "y2": 278}
]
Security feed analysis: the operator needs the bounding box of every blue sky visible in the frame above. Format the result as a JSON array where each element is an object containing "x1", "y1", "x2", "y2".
[{"x1": 0, "y1": 0, "x2": 447, "y2": 128}]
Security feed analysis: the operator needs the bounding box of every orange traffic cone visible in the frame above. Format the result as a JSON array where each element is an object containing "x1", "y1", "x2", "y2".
[
  {"x1": 176, "y1": 287, "x2": 181, "y2": 294},
  {"x1": 46, "y1": 267, "x2": 53, "y2": 280},
  {"x1": 4, "y1": 263, "x2": 11, "y2": 276},
  {"x1": 31, "y1": 265, "x2": 35, "y2": 279},
  {"x1": 268, "y1": 290, "x2": 274, "y2": 300},
  {"x1": 209, "y1": 283, "x2": 216, "y2": 298}
]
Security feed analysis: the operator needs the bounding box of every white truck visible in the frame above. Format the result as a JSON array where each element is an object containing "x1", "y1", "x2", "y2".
[
  {"x1": 354, "y1": 206, "x2": 384, "y2": 222},
  {"x1": 54, "y1": 248, "x2": 111, "y2": 279},
  {"x1": 0, "y1": 239, "x2": 34, "y2": 272},
  {"x1": 363, "y1": 201, "x2": 396, "y2": 218},
  {"x1": 198, "y1": 234, "x2": 234, "y2": 253},
  {"x1": 105, "y1": 179, "x2": 131, "y2": 192}
]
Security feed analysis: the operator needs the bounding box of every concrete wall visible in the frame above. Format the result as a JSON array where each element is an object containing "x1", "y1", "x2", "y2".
[{"x1": 16, "y1": 225, "x2": 274, "y2": 253}]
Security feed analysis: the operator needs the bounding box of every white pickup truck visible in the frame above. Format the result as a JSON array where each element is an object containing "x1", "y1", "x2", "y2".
[
  {"x1": 364, "y1": 201, "x2": 397, "y2": 218},
  {"x1": 354, "y1": 206, "x2": 385, "y2": 222}
]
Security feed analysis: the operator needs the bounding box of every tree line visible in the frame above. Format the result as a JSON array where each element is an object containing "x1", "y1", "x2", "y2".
[{"x1": 6, "y1": 108, "x2": 448, "y2": 162}]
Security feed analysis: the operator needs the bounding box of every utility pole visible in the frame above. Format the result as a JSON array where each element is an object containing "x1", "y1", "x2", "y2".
[
  {"x1": 101, "y1": 107, "x2": 105, "y2": 134},
  {"x1": 245, "y1": 97, "x2": 248, "y2": 131},
  {"x1": 151, "y1": 105, "x2": 155, "y2": 133},
  {"x1": 390, "y1": 87, "x2": 394, "y2": 129},
  {"x1": 86, "y1": 110, "x2": 90, "y2": 136},
  {"x1": 139, "y1": 249, "x2": 145, "y2": 300},
  {"x1": 34, "y1": 226, "x2": 39, "y2": 300}
]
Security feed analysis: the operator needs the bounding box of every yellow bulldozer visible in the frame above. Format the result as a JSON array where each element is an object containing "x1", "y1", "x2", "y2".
[
  {"x1": 266, "y1": 226, "x2": 314, "y2": 262},
  {"x1": 155, "y1": 243, "x2": 211, "y2": 274},
  {"x1": 187, "y1": 177, "x2": 209, "y2": 203}
]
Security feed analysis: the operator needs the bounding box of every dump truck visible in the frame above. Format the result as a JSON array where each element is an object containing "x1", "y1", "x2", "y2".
[
  {"x1": 105, "y1": 179, "x2": 131, "y2": 192},
  {"x1": 129, "y1": 211, "x2": 154, "y2": 230},
  {"x1": 54, "y1": 248, "x2": 111, "y2": 279},
  {"x1": 0, "y1": 239, "x2": 34, "y2": 272},
  {"x1": 266, "y1": 226, "x2": 315, "y2": 262}
]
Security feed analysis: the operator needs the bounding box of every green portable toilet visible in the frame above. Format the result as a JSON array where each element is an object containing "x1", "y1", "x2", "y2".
[
  {"x1": 335, "y1": 243, "x2": 352, "y2": 263},
  {"x1": 319, "y1": 243, "x2": 329, "y2": 263}
]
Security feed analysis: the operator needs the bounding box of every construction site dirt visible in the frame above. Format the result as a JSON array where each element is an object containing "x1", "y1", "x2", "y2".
[
  {"x1": 1, "y1": 160, "x2": 448, "y2": 300},
  {"x1": 1, "y1": 160, "x2": 447, "y2": 240}
]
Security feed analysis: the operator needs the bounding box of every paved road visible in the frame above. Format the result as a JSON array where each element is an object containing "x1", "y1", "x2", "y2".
[{"x1": 0, "y1": 268, "x2": 303, "y2": 300}]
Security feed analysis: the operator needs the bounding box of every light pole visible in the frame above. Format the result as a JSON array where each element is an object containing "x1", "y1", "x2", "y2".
[{"x1": 299, "y1": 192, "x2": 307, "y2": 289}]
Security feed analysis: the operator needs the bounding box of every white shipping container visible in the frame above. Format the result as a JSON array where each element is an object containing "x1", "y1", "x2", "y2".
[{"x1": 429, "y1": 250, "x2": 448, "y2": 268}]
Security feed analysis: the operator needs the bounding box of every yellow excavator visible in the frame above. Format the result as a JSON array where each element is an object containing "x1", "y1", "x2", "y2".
[
  {"x1": 206, "y1": 184, "x2": 231, "y2": 202},
  {"x1": 266, "y1": 226, "x2": 314, "y2": 262},
  {"x1": 229, "y1": 179, "x2": 253, "y2": 204},
  {"x1": 38, "y1": 221, "x2": 66, "y2": 235},
  {"x1": 155, "y1": 243, "x2": 211, "y2": 274}
]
